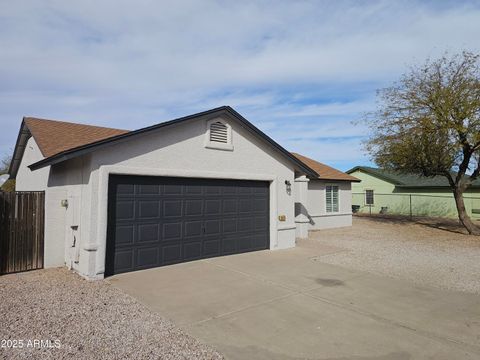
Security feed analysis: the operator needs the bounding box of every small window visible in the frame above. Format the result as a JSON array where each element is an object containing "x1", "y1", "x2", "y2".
[
  {"x1": 210, "y1": 121, "x2": 228, "y2": 143},
  {"x1": 365, "y1": 190, "x2": 374, "y2": 205},
  {"x1": 326, "y1": 185, "x2": 339, "y2": 213}
]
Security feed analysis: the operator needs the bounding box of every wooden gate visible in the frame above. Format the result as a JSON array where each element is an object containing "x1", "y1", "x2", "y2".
[{"x1": 0, "y1": 191, "x2": 45, "y2": 275}]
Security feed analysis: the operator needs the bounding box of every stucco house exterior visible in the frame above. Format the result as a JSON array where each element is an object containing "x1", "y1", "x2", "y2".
[
  {"x1": 347, "y1": 166, "x2": 480, "y2": 219},
  {"x1": 9, "y1": 106, "x2": 358, "y2": 279}
]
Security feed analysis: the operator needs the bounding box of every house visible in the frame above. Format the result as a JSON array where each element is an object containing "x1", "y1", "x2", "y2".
[
  {"x1": 346, "y1": 166, "x2": 480, "y2": 219},
  {"x1": 9, "y1": 106, "x2": 358, "y2": 279},
  {"x1": 292, "y1": 153, "x2": 360, "y2": 229}
]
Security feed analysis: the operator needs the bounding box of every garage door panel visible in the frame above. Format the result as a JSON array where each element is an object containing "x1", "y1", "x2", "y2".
[
  {"x1": 183, "y1": 241, "x2": 202, "y2": 261},
  {"x1": 115, "y1": 225, "x2": 135, "y2": 246},
  {"x1": 185, "y1": 185, "x2": 202, "y2": 194},
  {"x1": 222, "y1": 199, "x2": 237, "y2": 213},
  {"x1": 184, "y1": 221, "x2": 203, "y2": 238},
  {"x1": 117, "y1": 183, "x2": 135, "y2": 195},
  {"x1": 138, "y1": 200, "x2": 160, "y2": 219},
  {"x1": 235, "y1": 235, "x2": 254, "y2": 251},
  {"x1": 114, "y1": 249, "x2": 134, "y2": 273},
  {"x1": 203, "y1": 239, "x2": 221, "y2": 256},
  {"x1": 205, "y1": 199, "x2": 221, "y2": 215},
  {"x1": 136, "y1": 247, "x2": 159, "y2": 267},
  {"x1": 163, "y1": 222, "x2": 182, "y2": 240},
  {"x1": 238, "y1": 199, "x2": 253, "y2": 213},
  {"x1": 238, "y1": 186, "x2": 253, "y2": 194},
  {"x1": 205, "y1": 219, "x2": 221, "y2": 235},
  {"x1": 106, "y1": 176, "x2": 269, "y2": 275},
  {"x1": 163, "y1": 200, "x2": 183, "y2": 217},
  {"x1": 137, "y1": 223, "x2": 159, "y2": 243},
  {"x1": 138, "y1": 184, "x2": 160, "y2": 195},
  {"x1": 164, "y1": 184, "x2": 183, "y2": 195},
  {"x1": 223, "y1": 218, "x2": 237, "y2": 233},
  {"x1": 205, "y1": 186, "x2": 221, "y2": 195},
  {"x1": 237, "y1": 217, "x2": 255, "y2": 232},
  {"x1": 116, "y1": 200, "x2": 135, "y2": 220},
  {"x1": 254, "y1": 186, "x2": 269, "y2": 195},
  {"x1": 222, "y1": 238, "x2": 237, "y2": 254},
  {"x1": 255, "y1": 216, "x2": 269, "y2": 230},
  {"x1": 252, "y1": 234, "x2": 268, "y2": 249},
  {"x1": 185, "y1": 200, "x2": 203, "y2": 216},
  {"x1": 222, "y1": 186, "x2": 237, "y2": 195},
  {"x1": 162, "y1": 244, "x2": 182, "y2": 264},
  {"x1": 253, "y1": 198, "x2": 268, "y2": 212}
]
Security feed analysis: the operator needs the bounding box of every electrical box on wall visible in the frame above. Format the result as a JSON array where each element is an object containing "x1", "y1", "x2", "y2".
[{"x1": 278, "y1": 215, "x2": 286, "y2": 222}]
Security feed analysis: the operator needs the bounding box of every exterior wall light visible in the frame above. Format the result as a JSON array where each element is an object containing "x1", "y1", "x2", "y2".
[{"x1": 285, "y1": 180, "x2": 292, "y2": 194}]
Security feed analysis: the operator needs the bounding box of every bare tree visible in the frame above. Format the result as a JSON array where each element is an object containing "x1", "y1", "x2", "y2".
[
  {"x1": 0, "y1": 153, "x2": 11, "y2": 175},
  {"x1": 365, "y1": 51, "x2": 480, "y2": 235}
]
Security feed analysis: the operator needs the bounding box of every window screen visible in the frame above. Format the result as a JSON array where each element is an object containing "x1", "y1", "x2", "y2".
[{"x1": 326, "y1": 185, "x2": 339, "y2": 213}]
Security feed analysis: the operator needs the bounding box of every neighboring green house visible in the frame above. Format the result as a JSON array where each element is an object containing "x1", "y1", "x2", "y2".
[{"x1": 346, "y1": 166, "x2": 480, "y2": 219}]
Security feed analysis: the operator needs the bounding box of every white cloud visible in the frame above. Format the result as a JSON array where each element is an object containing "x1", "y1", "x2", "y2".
[{"x1": 0, "y1": 0, "x2": 479, "y2": 169}]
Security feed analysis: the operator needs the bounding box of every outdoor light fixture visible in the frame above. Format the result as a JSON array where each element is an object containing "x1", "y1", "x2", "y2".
[
  {"x1": 285, "y1": 180, "x2": 291, "y2": 193},
  {"x1": 61, "y1": 199, "x2": 69, "y2": 208}
]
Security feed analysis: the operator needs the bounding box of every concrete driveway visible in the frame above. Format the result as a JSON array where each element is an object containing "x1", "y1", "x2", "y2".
[{"x1": 109, "y1": 240, "x2": 480, "y2": 360}]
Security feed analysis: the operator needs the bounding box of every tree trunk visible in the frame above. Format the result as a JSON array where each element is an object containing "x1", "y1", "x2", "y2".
[{"x1": 453, "y1": 188, "x2": 480, "y2": 235}]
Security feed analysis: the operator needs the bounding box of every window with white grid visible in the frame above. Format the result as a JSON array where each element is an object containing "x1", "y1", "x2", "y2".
[{"x1": 326, "y1": 185, "x2": 339, "y2": 213}]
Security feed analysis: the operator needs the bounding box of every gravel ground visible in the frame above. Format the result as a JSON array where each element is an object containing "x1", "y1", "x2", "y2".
[
  {"x1": 0, "y1": 268, "x2": 223, "y2": 360},
  {"x1": 310, "y1": 215, "x2": 480, "y2": 294}
]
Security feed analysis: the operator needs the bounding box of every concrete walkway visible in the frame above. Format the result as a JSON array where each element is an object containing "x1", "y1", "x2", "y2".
[{"x1": 109, "y1": 241, "x2": 480, "y2": 360}]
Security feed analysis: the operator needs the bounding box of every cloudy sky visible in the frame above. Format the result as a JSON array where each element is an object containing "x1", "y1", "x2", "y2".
[{"x1": 1, "y1": 0, "x2": 480, "y2": 171}]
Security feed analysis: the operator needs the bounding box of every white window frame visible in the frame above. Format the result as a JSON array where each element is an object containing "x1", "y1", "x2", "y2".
[
  {"x1": 365, "y1": 189, "x2": 374, "y2": 205},
  {"x1": 325, "y1": 184, "x2": 340, "y2": 213},
  {"x1": 205, "y1": 118, "x2": 234, "y2": 151}
]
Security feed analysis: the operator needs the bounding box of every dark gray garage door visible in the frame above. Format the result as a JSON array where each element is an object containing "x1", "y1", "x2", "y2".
[{"x1": 105, "y1": 175, "x2": 270, "y2": 275}]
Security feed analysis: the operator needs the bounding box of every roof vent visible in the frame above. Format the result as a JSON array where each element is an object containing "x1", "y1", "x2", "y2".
[{"x1": 209, "y1": 121, "x2": 228, "y2": 143}]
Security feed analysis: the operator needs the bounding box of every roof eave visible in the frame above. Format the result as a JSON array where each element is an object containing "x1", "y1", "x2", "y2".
[
  {"x1": 8, "y1": 119, "x2": 31, "y2": 179},
  {"x1": 310, "y1": 176, "x2": 361, "y2": 182},
  {"x1": 346, "y1": 166, "x2": 402, "y2": 185},
  {"x1": 28, "y1": 106, "x2": 318, "y2": 178}
]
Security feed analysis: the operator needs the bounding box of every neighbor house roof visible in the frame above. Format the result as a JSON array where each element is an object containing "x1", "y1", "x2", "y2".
[
  {"x1": 10, "y1": 106, "x2": 319, "y2": 179},
  {"x1": 346, "y1": 166, "x2": 480, "y2": 188},
  {"x1": 292, "y1": 153, "x2": 360, "y2": 182}
]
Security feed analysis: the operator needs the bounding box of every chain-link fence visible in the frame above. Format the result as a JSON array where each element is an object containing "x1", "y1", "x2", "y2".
[{"x1": 352, "y1": 192, "x2": 480, "y2": 219}]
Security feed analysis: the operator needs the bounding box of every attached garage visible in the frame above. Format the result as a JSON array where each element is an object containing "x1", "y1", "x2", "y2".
[
  {"x1": 106, "y1": 175, "x2": 270, "y2": 275},
  {"x1": 9, "y1": 106, "x2": 358, "y2": 280}
]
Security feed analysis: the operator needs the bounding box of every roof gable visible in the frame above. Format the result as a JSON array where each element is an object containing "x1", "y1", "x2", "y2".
[{"x1": 10, "y1": 106, "x2": 318, "y2": 178}]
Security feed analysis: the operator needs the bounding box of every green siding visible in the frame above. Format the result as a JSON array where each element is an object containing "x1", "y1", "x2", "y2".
[{"x1": 350, "y1": 170, "x2": 480, "y2": 218}]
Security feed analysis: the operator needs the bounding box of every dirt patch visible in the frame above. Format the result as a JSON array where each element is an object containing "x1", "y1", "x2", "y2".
[
  {"x1": 310, "y1": 216, "x2": 480, "y2": 294},
  {"x1": 0, "y1": 268, "x2": 223, "y2": 360}
]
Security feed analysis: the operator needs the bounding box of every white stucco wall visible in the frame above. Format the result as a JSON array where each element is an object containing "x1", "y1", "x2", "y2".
[
  {"x1": 45, "y1": 113, "x2": 299, "y2": 279},
  {"x1": 15, "y1": 137, "x2": 49, "y2": 191},
  {"x1": 45, "y1": 156, "x2": 92, "y2": 270},
  {"x1": 305, "y1": 180, "x2": 352, "y2": 230}
]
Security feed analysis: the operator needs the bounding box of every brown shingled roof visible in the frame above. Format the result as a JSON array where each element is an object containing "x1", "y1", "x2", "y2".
[
  {"x1": 24, "y1": 117, "x2": 130, "y2": 158},
  {"x1": 291, "y1": 153, "x2": 360, "y2": 182}
]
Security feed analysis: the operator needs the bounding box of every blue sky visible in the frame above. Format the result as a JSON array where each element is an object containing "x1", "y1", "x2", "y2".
[{"x1": 1, "y1": 1, "x2": 480, "y2": 171}]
